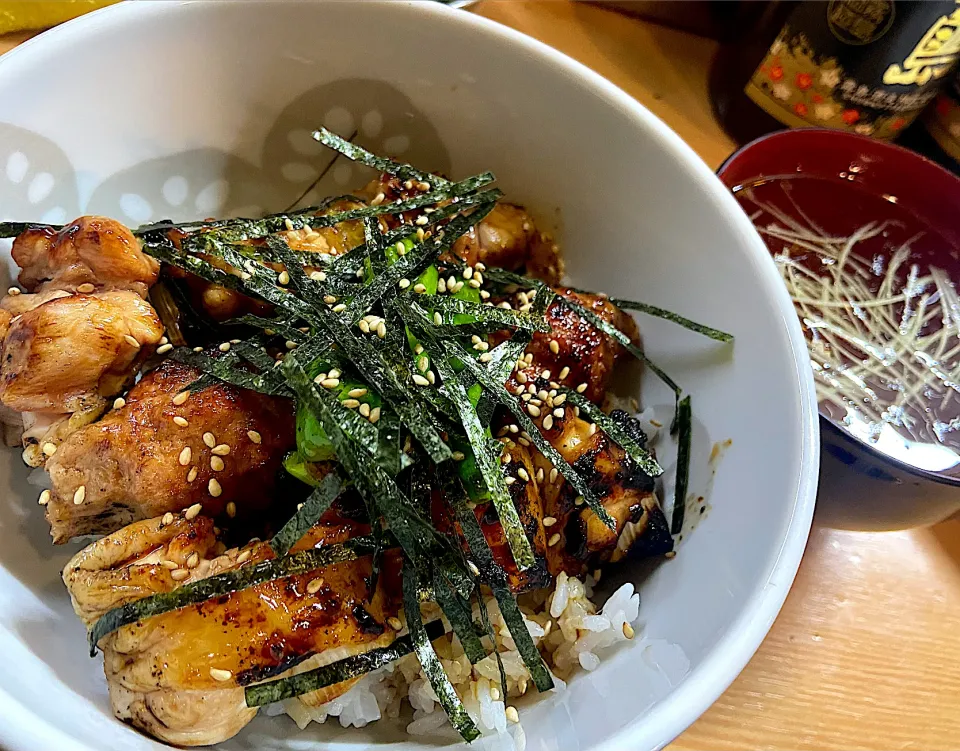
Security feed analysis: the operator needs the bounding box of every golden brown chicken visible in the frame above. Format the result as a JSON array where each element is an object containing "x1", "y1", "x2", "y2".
[
  {"x1": 43, "y1": 358, "x2": 294, "y2": 543},
  {"x1": 0, "y1": 291, "x2": 163, "y2": 414},
  {"x1": 0, "y1": 217, "x2": 164, "y2": 463},
  {"x1": 64, "y1": 511, "x2": 401, "y2": 746},
  {"x1": 11, "y1": 216, "x2": 159, "y2": 297}
]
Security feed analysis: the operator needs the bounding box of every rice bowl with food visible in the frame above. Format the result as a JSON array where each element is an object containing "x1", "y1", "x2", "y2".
[{"x1": 0, "y1": 3, "x2": 819, "y2": 751}]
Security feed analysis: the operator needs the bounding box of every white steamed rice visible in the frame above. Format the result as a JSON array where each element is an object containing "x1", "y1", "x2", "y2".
[{"x1": 265, "y1": 573, "x2": 641, "y2": 749}]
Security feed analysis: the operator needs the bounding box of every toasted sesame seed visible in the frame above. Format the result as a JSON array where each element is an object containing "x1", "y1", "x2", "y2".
[
  {"x1": 516, "y1": 372, "x2": 528, "y2": 385},
  {"x1": 342, "y1": 398, "x2": 360, "y2": 409},
  {"x1": 371, "y1": 192, "x2": 385, "y2": 205},
  {"x1": 173, "y1": 416, "x2": 189, "y2": 427},
  {"x1": 187, "y1": 466, "x2": 199, "y2": 482},
  {"x1": 559, "y1": 366, "x2": 570, "y2": 380},
  {"x1": 369, "y1": 407, "x2": 381, "y2": 423},
  {"x1": 323, "y1": 294, "x2": 338, "y2": 305},
  {"x1": 124, "y1": 334, "x2": 141, "y2": 348},
  {"x1": 171, "y1": 391, "x2": 190, "y2": 406},
  {"x1": 237, "y1": 549, "x2": 251, "y2": 564},
  {"x1": 549, "y1": 339, "x2": 560, "y2": 355},
  {"x1": 554, "y1": 394, "x2": 567, "y2": 406},
  {"x1": 347, "y1": 388, "x2": 368, "y2": 398},
  {"x1": 186, "y1": 552, "x2": 200, "y2": 569},
  {"x1": 412, "y1": 374, "x2": 430, "y2": 386},
  {"x1": 413, "y1": 283, "x2": 427, "y2": 293},
  {"x1": 451, "y1": 451, "x2": 466, "y2": 461},
  {"x1": 321, "y1": 378, "x2": 340, "y2": 389},
  {"x1": 576, "y1": 383, "x2": 588, "y2": 393},
  {"x1": 328, "y1": 368, "x2": 342, "y2": 379},
  {"x1": 549, "y1": 468, "x2": 559, "y2": 483},
  {"x1": 277, "y1": 270, "x2": 290, "y2": 285},
  {"x1": 171, "y1": 568, "x2": 190, "y2": 581},
  {"x1": 548, "y1": 533, "x2": 561, "y2": 547},
  {"x1": 506, "y1": 706, "x2": 519, "y2": 723},
  {"x1": 433, "y1": 312, "x2": 443, "y2": 325},
  {"x1": 6, "y1": 287, "x2": 20, "y2": 296},
  {"x1": 542, "y1": 621, "x2": 552, "y2": 637},
  {"x1": 543, "y1": 516, "x2": 557, "y2": 527},
  {"x1": 77, "y1": 282, "x2": 96, "y2": 294},
  {"x1": 395, "y1": 241, "x2": 406, "y2": 256},
  {"x1": 517, "y1": 467, "x2": 529, "y2": 481},
  {"x1": 538, "y1": 389, "x2": 549, "y2": 401},
  {"x1": 467, "y1": 561, "x2": 481, "y2": 577},
  {"x1": 575, "y1": 496, "x2": 584, "y2": 506},
  {"x1": 309, "y1": 270, "x2": 327, "y2": 281},
  {"x1": 377, "y1": 321, "x2": 387, "y2": 338},
  {"x1": 665, "y1": 550, "x2": 677, "y2": 559},
  {"x1": 553, "y1": 408, "x2": 564, "y2": 419},
  {"x1": 156, "y1": 343, "x2": 173, "y2": 355},
  {"x1": 417, "y1": 357, "x2": 429, "y2": 373},
  {"x1": 359, "y1": 403, "x2": 371, "y2": 417},
  {"x1": 622, "y1": 622, "x2": 635, "y2": 639},
  {"x1": 73, "y1": 486, "x2": 86, "y2": 505},
  {"x1": 536, "y1": 467, "x2": 544, "y2": 483},
  {"x1": 501, "y1": 453, "x2": 511, "y2": 464},
  {"x1": 112, "y1": 397, "x2": 126, "y2": 410},
  {"x1": 41, "y1": 442, "x2": 56, "y2": 457},
  {"x1": 398, "y1": 278, "x2": 411, "y2": 289},
  {"x1": 509, "y1": 425, "x2": 519, "y2": 434},
  {"x1": 527, "y1": 404, "x2": 541, "y2": 417},
  {"x1": 306, "y1": 578, "x2": 324, "y2": 594},
  {"x1": 210, "y1": 667, "x2": 233, "y2": 682},
  {"x1": 178, "y1": 446, "x2": 192, "y2": 466},
  {"x1": 388, "y1": 616, "x2": 403, "y2": 630},
  {"x1": 358, "y1": 320, "x2": 370, "y2": 333},
  {"x1": 38, "y1": 489, "x2": 50, "y2": 506},
  {"x1": 437, "y1": 278, "x2": 446, "y2": 293},
  {"x1": 468, "y1": 278, "x2": 481, "y2": 289},
  {"x1": 479, "y1": 353, "x2": 492, "y2": 363},
  {"x1": 505, "y1": 476, "x2": 516, "y2": 485},
  {"x1": 185, "y1": 502, "x2": 203, "y2": 519},
  {"x1": 160, "y1": 559, "x2": 178, "y2": 570},
  {"x1": 211, "y1": 444, "x2": 230, "y2": 456},
  {"x1": 588, "y1": 423, "x2": 597, "y2": 436},
  {"x1": 285, "y1": 340, "x2": 298, "y2": 350},
  {"x1": 210, "y1": 456, "x2": 225, "y2": 472},
  {"x1": 426, "y1": 370, "x2": 436, "y2": 384},
  {"x1": 574, "y1": 406, "x2": 580, "y2": 417},
  {"x1": 247, "y1": 430, "x2": 261, "y2": 444},
  {"x1": 332, "y1": 303, "x2": 347, "y2": 313},
  {"x1": 207, "y1": 478, "x2": 222, "y2": 498},
  {"x1": 193, "y1": 346, "x2": 203, "y2": 353},
  {"x1": 203, "y1": 432, "x2": 216, "y2": 448}
]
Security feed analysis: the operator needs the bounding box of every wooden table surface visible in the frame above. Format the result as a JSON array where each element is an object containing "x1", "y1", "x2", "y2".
[{"x1": 3, "y1": 4, "x2": 960, "y2": 749}]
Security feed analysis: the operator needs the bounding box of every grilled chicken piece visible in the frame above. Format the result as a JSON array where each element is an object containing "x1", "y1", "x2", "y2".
[
  {"x1": 64, "y1": 512, "x2": 401, "y2": 746},
  {"x1": 12, "y1": 216, "x2": 159, "y2": 298},
  {"x1": 0, "y1": 291, "x2": 163, "y2": 415},
  {"x1": 44, "y1": 358, "x2": 294, "y2": 543},
  {"x1": 358, "y1": 174, "x2": 564, "y2": 284},
  {"x1": 506, "y1": 288, "x2": 640, "y2": 404}
]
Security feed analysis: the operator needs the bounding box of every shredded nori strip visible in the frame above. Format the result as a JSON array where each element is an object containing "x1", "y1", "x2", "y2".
[
  {"x1": 609, "y1": 297, "x2": 734, "y2": 343},
  {"x1": 556, "y1": 295, "x2": 682, "y2": 397},
  {"x1": 426, "y1": 295, "x2": 551, "y2": 332},
  {"x1": 282, "y1": 357, "x2": 443, "y2": 568},
  {"x1": 440, "y1": 336, "x2": 615, "y2": 530},
  {"x1": 449, "y1": 476, "x2": 554, "y2": 693},
  {"x1": 0, "y1": 221, "x2": 62, "y2": 237},
  {"x1": 243, "y1": 620, "x2": 448, "y2": 707},
  {"x1": 270, "y1": 471, "x2": 344, "y2": 556},
  {"x1": 431, "y1": 565, "x2": 487, "y2": 664},
  {"x1": 403, "y1": 563, "x2": 481, "y2": 742},
  {"x1": 88, "y1": 535, "x2": 377, "y2": 655},
  {"x1": 561, "y1": 389, "x2": 663, "y2": 478},
  {"x1": 168, "y1": 347, "x2": 289, "y2": 397},
  {"x1": 313, "y1": 127, "x2": 450, "y2": 187},
  {"x1": 671, "y1": 395, "x2": 692, "y2": 535}
]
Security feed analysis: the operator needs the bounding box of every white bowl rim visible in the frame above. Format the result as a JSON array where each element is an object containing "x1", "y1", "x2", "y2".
[{"x1": 0, "y1": 2, "x2": 820, "y2": 750}]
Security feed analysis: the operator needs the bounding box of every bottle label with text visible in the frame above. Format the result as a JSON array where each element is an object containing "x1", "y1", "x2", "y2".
[{"x1": 745, "y1": 0, "x2": 960, "y2": 139}]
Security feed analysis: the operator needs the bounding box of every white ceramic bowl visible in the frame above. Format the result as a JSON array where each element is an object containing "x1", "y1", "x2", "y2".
[{"x1": 0, "y1": 2, "x2": 819, "y2": 750}]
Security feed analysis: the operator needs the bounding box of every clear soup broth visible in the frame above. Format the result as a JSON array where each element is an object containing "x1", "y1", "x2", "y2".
[{"x1": 734, "y1": 173, "x2": 960, "y2": 478}]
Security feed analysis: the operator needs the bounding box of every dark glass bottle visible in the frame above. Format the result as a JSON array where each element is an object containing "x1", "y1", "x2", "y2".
[{"x1": 710, "y1": 1, "x2": 960, "y2": 145}]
